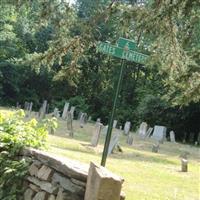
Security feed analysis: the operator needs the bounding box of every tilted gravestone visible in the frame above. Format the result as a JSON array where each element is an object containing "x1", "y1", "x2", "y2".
[
  {"x1": 124, "y1": 121, "x2": 131, "y2": 135},
  {"x1": 145, "y1": 127, "x2": 153, "y2": 138},
  {"x1": 108, "y1": 132, "x2": 120, "y2": 155},
  {"x1": 170, "y1": 130, "x2": 176, "y2": 142},
  {"x1": 91, "y1": 121, "x2": 103, "y2": 147},
  {"x1": 66, "y1": 112, "x2": 73, "y2": 137},
  {"x1": 69, "y1": 106, "x2": 75, "y2": 119},
  {"x1": 138, "y1": 122, "x2": 148, "y2": 139},
  {"x1": 62, "y1": 102, "x2": 69, "y2": 119},
  {"x1": 88, "y1": 116, "x2": 92, "y2": 122},
  {"x1": 152, "y1": 125, "x2": 167, "y2": 143}
]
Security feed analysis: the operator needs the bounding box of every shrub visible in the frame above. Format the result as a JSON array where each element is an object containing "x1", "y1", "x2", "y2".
[{"x1": 0, "y1": 110, "x2": 55, "y2": 199}]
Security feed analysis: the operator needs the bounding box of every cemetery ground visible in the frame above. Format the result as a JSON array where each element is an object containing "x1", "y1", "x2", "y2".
[{"x1": 1, "y1": 107, "x2": 200, "y2": 200}]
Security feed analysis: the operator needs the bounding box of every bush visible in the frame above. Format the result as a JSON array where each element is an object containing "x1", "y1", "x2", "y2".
[{"x1": 0, "y1": 110, "x2": 55, "y2": 200}]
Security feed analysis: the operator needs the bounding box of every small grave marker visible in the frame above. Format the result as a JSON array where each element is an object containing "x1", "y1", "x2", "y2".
[
  {"x1": 152, "y1": 125, "x2": 167, "y2": 143},
  {"x1": 91, "y1": 121, "x2": 103, "y2": 147},
  {"x1": 62, "y1": 102, "x2": 69, "y2": 119},
  {"x1": 124, "y1": 121, "x2": 131, "y2": 135},
  {"x1": 170, "y1": 131, "x2": 176, "y2": 142}
]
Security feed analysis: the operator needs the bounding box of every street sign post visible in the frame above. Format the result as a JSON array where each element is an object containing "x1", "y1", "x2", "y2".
[{"x1": 98, "y1": 38, "x2": 149, "y2": 167}]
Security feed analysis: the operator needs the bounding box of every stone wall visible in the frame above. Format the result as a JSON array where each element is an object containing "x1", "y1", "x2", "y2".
[
  {"x1": 22, "y1": 148, "x2": 88, "y2": 200},
  {"x1": 21, "y1": 148, "x2": 125, "y2": 200}
]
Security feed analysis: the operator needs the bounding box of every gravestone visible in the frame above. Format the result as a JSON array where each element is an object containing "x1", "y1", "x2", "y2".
[
  {"x1": 102, "y1": 125, "x2": 108, "y2": 135},
  {"x1": 91, "y1": 121, "x2": 103, "y2": 147},
  {"x1": 152, "y1": 125, "x2": 167, "y2": 143},
  {"x1": 124, "y1": 121, "x2": 131, "y2": 135},
  {"x1": 152, "y1": 143, "x2": 159, "y2": 153},
  {"x1": 80, "y1": 113, "x2": 87, "y2": 128},
  {"x1": 145, "y1": 127, "x2": 153, "y2": 138},
  {"x1": 181, "y1": 159, "x2": 188, "y2": 172},
  {"x1": 170, "y1": 131, "x2": 176, "y2": 142},
  {"x1": 88, "y1": 116, "x2": 92, "y2": 122},
  {"x1": 97, "y1": 118, "x2": 101, "y2": 123},
  {"x1": 126, "y1": 134, "x2": 133, "y2": 145},
  {"x1": 113, "y1": 120, "x2": 118, "y2": 128},
  {"x1": 62, "y1": 102, "x2": 69, "y2": 119},
  {"x1": 66, "y1": 112, "x2": 73, "y2": 137},
  {"x1": 27, "y1": 102, "x2": 33, "y2": 117},
  {"x1": 53, "y1": 108, "x2": 60, "y2": 118},
  {"x1": 40, "y1": 100, "x2": 47, "y2": 119},
  {"x1": 138, "y1": 122, "x2": 148, "y2": 139},
  {"x1": 69, "y1": 106, "x2": 75, "y2": 119},
  {"x1": 108, "y1": 132, "x2": 120, "y2": 155}
]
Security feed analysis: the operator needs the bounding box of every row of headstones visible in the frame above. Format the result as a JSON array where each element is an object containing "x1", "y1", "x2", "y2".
[{"x1": 90, "y1": 119, "x2": 133, "y2": 155}]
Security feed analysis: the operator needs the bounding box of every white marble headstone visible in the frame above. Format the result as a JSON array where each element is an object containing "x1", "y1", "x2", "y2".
[
  {"x1": 138, "y1": 122, "x2": 148, "y2": 138},
  {"x1": 170, "y1": 131, "x2": 176, "y2": 142},
  {"x1": 124, "y1": 121, "x2": 131, "y2": 135},
  {"x1": 152, "y1": 125, "x2": 167, "y2": 143}
]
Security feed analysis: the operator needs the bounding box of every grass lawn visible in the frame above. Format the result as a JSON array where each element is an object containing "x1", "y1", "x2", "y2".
[{"x1": 1, "y1": 107, "x2": 200, "y2": 200}]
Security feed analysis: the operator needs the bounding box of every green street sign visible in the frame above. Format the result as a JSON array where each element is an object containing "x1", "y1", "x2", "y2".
[
  {"x1": 97, "y1": 42, "x2": 148, "y2": 64},
  {"x1": 117, "y1": 37, "x2": 137, "y2": 51}
]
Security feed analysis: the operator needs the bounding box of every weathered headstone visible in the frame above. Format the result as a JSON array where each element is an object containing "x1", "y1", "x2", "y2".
[
  {"x1": 152, "y1": 125, "x2": 167, "y2": 143},
  {"x1": 126, "y1": 134, "x2": 133, "y2": 145},
  {"x1": 124, "y1": 121, "x2": 131, "y2": 135},
  {"x1": 152, "y1": 143, "x2": 159, "y2": 153},
  {"x1": 40, "y1": 100, "x2": 47, "y2": 119},
  {"x1": 69, "y1": 106, "x2": 75, "y2": 119},
  {"x1": 66, "y1": 112, "x2": 73, "y2": 137},
  {"x1": 80, "y1": 113, "x2": 87, "y2": 128},
  {"x1": 102, "y1": 125, "x2": 108, "y2": 135},
  {"x1": 108, "y1": 132, "x2": 120, "y2": 155},
  {"x1": 62, "y1": 102, "x2": 69, "y2": 119},
  {"x1": 53, "y1": 108, "x2": 60, "y2": 118},
  {"x1": 145, "y1": 127, "x2": 153, "y2": 138},
  {"x1": 91, "y1": 122, "x2": 103, "y2": 147},
  {"x1": 138, "y1": 122, "x2": 148, "y2": 139},
  {"x1": 88, "y1": 116, "x2": 92, "y2": 122},
  {"x1": 113, "y1": 120, "x2": 118, "y2": 128},
  {"x1": 170, "y1": 130, "x2": 176, "y2": 142}
]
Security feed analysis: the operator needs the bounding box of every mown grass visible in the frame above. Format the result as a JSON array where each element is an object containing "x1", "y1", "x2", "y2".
[{"x1": 1, "y1": 107, "x2": 199, "y2": 200}]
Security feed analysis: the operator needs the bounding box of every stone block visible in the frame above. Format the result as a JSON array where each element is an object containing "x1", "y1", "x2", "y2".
[
  {"x1": 37, "y1": 165, "x2": 53, "y2": 181},
  {"x1": 24, "y1": 188, "x2": 35, "y2": 200},
  {"x1": 29, "y1": 163, "x2": 39, "y2": 176},
  {"x1": 29, "y1": 183, "x2": 40, "y2": 192},
  {"x1": 52, "y1": 172, "x2": 84, "y2": 195},
  {"x1": 84, "y1": 162, "x2": 124, "y2": 200},
  {"x1": 32, "y1": 191, "x2": 47, "y2": 200},
  {"x1": 27, "y1": 176, "x2": 58, "y2": 194}
]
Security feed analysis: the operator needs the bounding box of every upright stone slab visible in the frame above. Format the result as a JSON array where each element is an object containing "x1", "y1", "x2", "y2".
[
  {"x1": 91, "y1": 122, "x2": 103, "y2": 147},
  {"x1": 62, "y1": 102, "x2": 69, "y2": 119},
  {"x1": 102, "y1": 125, "x2": 108, "y2": 135},
  {"x1": 108, "y1": 132, "x2": 120, "y2": 155},
  {"x1": 84, "y1": 162, "x2": 124, "y2": 200},
  {"x1": 124, "y1": 121, "x2": 131, "y2": 135},
  {"x1": 145, "y1": 127, "x2": 153, "y2": 138},
  {"x1": 53, "y1": 108, "x2": 60, "y2": 118},
  {"x1": 170, "y1": 131, "x2": 176, "y2": 142},
  {"x1": 113, "y1": 120, "x2": 118, "y2": 128},
  {"x1": 28, "y1": 102, "x2": 33, "y2": 116},
  {"x1": 126, "y1": 134, "x2": 133, "y2": 145},
  {"x1": 80, "y1": 113, "x2": 87, "y2": 128},
  {"x1": 88, "y1": 116, "x2": 92, "y2": 122},
  {"x1": 66, "y1": 112, "x2": 73, "y2": 137},
  {"x1": 40, "y1": 100, "x2": 47, "y2": 119},
  {"x1": 152, "y1": 125, "x2": 167, "y2": 143},
  {"x1": 70, "y1": 106, "x2": 75, "y2": 119},
  {"x1": 138, "y1": 122, "x2": 148, "y2": 139}
]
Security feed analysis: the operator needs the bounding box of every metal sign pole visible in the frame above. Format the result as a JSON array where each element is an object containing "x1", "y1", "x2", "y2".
[{"x1": 101, "y1": 59, "x2": 125, "y2": 166}]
